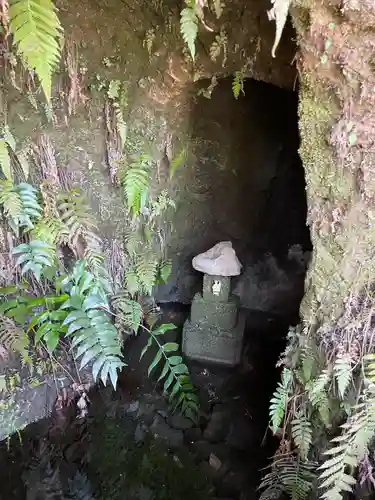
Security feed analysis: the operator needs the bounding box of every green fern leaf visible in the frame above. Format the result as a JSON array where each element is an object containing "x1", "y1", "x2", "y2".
[
  {"x1": 0, "y1": 181, "x2": 42, "y2": 234},
  {"x1": 125, "y1": 230, "x2": 143, "y2": 255},
  {"x1": 267, "y1": 0, "x2": 292, "y2": 58},
  {"x1": 0, "y1": 180, "x2": 22, "y2": 232},
  {"x1": 318, "y1": 387, "x2": 375, "y2": 500},
  {"x1": 136, "y1": 253, "x2": 158, "y2": 295},
  {"x1": 270, "y1": 367, "x2": 291, "y2": 432},
  {"x1": 260, "y1": 458, "x2": 316, "y2": 500},
  {"x1": 0, "y1": 313, "x2": 29, "y2": 360},
  {"x1": 84, "y1": 232, "x2": 105, "y2": 274},
  {"x1": 17, "y1": 182, "x2": 43, "y2": 225},
  {"x1": 307, "y1": 382, "x2": 330, "y2": 428},
  {"x1": 143, "y1": 322, "x2": 199, "y2": 420},
  {"x1": 232, "y1": 71, "x2": 244, "y2": 99},
  {"x1": 9, "y1": 0, "x2": 63, "y2": 100},
  {"x1": 58, "y1": 189, "x2": 97, "y2": 250},
  {"x1": 125, "y1": 264, "x2": 141, "y2": 297},
  {"x1": 334, "y1": 354, "x2": 352, "y2": 399},
  {"x1": 111, "y1": 294, "x2": 142, "y2": 334},
  {"x1": 180, "y1": 6, "x2": 198, "y2": 60},
  {"x1": 292, "y1": 413, "x2": 312, "y2": 460},
  {"x1": 121, "y1": 161, "x2": 150, "y2": 217},
  {"x1": 32, "y1": 215, "x2": 65, "y2": 244},
  {"x1": 169, "y1": 148, "x2": 186, "y2": 179},
  {"x1": 158, "y1": 259, "x2": 172, "y2": 283},
  {"x1": 12, "y1": 239, "x2": 56, "y2": 281},
  {"x1": 3, "y1": 126, "x2": 16, "y2": 152},
  {"x1": 0, "y1": 138, "x2": 12, "y2": 179},
  {"x1": 62, "y1": 263, "x2": 125, "y2": 388}
]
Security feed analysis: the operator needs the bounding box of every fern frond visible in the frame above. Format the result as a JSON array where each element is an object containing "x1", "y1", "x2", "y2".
[
  {"x1": 180, "y1": 5, "x2": 198, "y2": 60},
  {"x1": 318, "y1": 383, "x2": 375, "y2": 500},
  {"x1": 314, "y1": 368, "x2": 332, "y2": 394},
  {"x1": 135, "y1": 252, "x2": 158, "y2": 295},
  {"x1": 125, "y1": 230, "x2": 143, "y2": 255},
  {"x1": 12, "y1": 239, "x2": 56, "y2": 281},
  {"x1": 270, "y1": 367, "x2": 292, "y2": 433},
  {"x1": 141, "y1": 322, "x2": 199, "y2": 421},
  {"x1": 9, "y1": 0, "x2": 63, "y2": 100},
  {"x1": 62, "y1": 262, "x2": 125, "y2": 388},
  {"x1": 260, "y1": 457, "x2": 316, "y2": 500},
  {"x1": 292, "y1": 412, "x2": 312, "y2": 460},
  {"x1": 57, "y1": 189, "x2": 97, "y2": 251},
  {"x1": 0, "y1": 313, "x2": 29, "y2": 358},
  {"x1": 121, "y1": 159, "x2": 150, "y2": 217},
  {"x1": 0, "y1": 179, "x2": 22, "y2": 232},
  {"x1": 334, "y1": 354, "x2": 352, "y2": 399},
  {"x1": 158, "y1": 259, "x2": 172, "y2": 283},
  {"x1": 232, "y1": 71, "x2": 244, "y2": 99},
  {"x1": 16, "y1": 181, "x2": 43, "y2": 225},
  {"x1": 111, "y1": 293, "x2": 142, "y2": 334},
  {"x1": 267, "y1": 0, "x2": 292, "y2": 58},
  {"x1": 125, "y1": 264, "x2": 141, "y2": 297},
  {"x1": 0, "y1": 138, "x2": 11, "y2": 179},
  {"x1": 84, "y1": 231, "x2": 104, "y2": 273},
  {"x1": 306, "y1": 381, "x2": 331, "y2": 428},
  {"x1": 169, "y1": 148, "x2": 186, "y2": 179},
  {"x1": 31, "y1": 215, "x2": 65, "y2": 245}
]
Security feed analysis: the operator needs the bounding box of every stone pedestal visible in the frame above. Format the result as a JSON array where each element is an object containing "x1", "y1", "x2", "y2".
[{"x1": 182, "y1": 274, "x2": 244, "y2": 367}]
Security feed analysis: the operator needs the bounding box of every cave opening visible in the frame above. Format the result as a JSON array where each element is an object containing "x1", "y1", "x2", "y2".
[{"x1": 157, "y1": 75, "x2": 313, "y2": 492}]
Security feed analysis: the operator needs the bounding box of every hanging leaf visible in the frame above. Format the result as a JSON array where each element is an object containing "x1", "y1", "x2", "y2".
[
  {"x1": 232, "y1": 71, "x2": 244, "y2": 99},
  {"x1": 169, "y1": 148, "x2": 186, "y2": 179},
  {"x1": 180, "y1": 5, "x2": 198, "y2": 61},
  {"x1": 3, "y1": 125, "x2": 16, "y2": 151},
  {"x1": 334, "y1": 354, "x2": 352, "y2": 399},
  {"x1": 0, "y1": 138, "x2": 11, "y2": 179},
  {"x1": 9, "y1": 0, "x2": 63, "y2": 100}
]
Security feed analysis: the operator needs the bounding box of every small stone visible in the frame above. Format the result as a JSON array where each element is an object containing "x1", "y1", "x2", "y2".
[
  {"x1": 125, "y1": 400, "x2": 140, "y2": 415},
  {"x1": 192, "y1": 241, "x2": 242, "y2": 276},
  {"x1": 169, "y1": 414, "x2": 194, "y2": 430},
  {"x1": 137, "y1": 401, "x2": 155, "y2": 418},
  {"x1": 150, "y1": 415, "x2": 183, "y2": 448},
  {"x1": 209, "y1": 453, "x2": 222, "y2": 471},
  {"x1": 156, "y1": 409, "x2": 168, "y2": 419},
  {"x1": 135, "y1": 423, "x2": 147, "y2": 443}
]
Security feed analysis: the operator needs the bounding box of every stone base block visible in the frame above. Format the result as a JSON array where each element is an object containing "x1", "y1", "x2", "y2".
[
  {"x1": 190, "y1": 293, "x2": 238, "y2": 330},
  {"x1": 182, "y1": 312, "x2": 245, "y2": 367}
]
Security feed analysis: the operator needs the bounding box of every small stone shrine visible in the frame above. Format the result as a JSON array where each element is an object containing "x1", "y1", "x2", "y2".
[{"x1": 182, "y1": 242, "x2": 245, "y2": 366}]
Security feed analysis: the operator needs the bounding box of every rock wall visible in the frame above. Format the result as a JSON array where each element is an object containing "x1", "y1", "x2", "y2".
[{"x1": 291, "y1": 0, "x2": 375, "y2": 337}]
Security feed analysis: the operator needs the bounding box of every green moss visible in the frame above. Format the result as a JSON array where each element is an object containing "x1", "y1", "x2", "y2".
[
  {"x1": 88, "y1": 414, "x2": 212, "y2": 500},
  {"x1": 290, "y1": 5, "x2": 311, "y2": 35},
  {"x1": 298, "y1": 77, "x2": 338, "y2": 200}
]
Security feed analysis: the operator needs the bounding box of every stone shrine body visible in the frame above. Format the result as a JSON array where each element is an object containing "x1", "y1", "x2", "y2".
[{"x1": 182, "y1": 242, "x2": 245, "y2": 366}]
